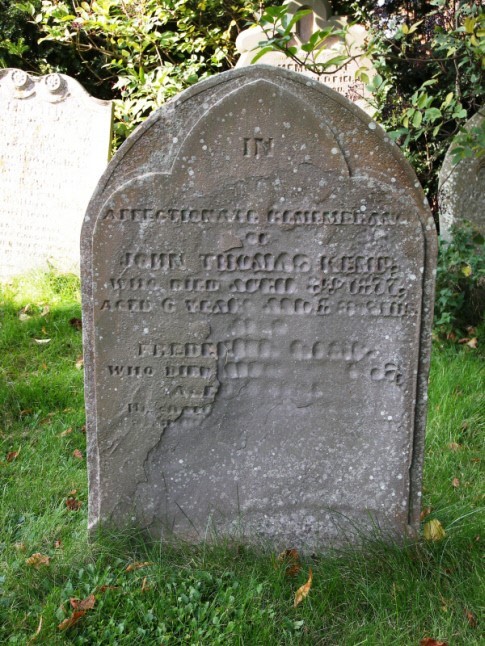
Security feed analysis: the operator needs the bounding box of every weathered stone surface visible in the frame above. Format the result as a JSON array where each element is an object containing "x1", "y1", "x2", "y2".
[
  {"x1": 438, "y1": 109, "x2": 485, "y2": 241},
  {"x1": 235, "y1": 0, "x2": 376, "y2": 114},
  {"x1": 0, "y1": 69, "x2": 112, "y2": 279},
  {"x1": 82, "y1": 65, "x2": 436, "y2": 549}
]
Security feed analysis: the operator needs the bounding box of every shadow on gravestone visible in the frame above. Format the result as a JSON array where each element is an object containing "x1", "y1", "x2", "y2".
[
  {"x1": 82, "y1": 66, "x2": 437, "y2": 551},
  {"x1": 0, "y1": 69, "x2": 112, "y2": 280},
  {"x1": 438, "y1": 109, "x2": 485, "y2": 242}
]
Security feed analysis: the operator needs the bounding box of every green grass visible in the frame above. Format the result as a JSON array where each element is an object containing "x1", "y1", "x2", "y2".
[{"x1": 0, "y1": 272, "x2": 483, "y2": 645}]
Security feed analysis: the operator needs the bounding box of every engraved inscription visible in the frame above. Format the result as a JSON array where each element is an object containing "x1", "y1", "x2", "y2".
[{"x1": 243, "y1": 137, "x2": 274, "y2": 157}]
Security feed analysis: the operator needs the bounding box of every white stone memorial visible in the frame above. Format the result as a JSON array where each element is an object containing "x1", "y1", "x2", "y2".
[
  {"x1": 235, "y1": 0, "x2": 376, "y2": 114},
  {"x1": 0, "y1": 69, "x2": 112, "y2": 280}
]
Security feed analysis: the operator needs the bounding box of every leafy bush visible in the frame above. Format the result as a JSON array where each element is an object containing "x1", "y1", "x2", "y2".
[
  {"x1": 434, "y1": 222, "x2": 485, "y2": 336},
  {"x1": 32, "y1": 0, "x2": 261, "y2": 144}
]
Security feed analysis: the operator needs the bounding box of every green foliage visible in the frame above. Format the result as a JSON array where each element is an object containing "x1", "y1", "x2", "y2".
[
  {"x1": 434, "y1": 223, "x2": 485, "y2": 336},
  {"x1": 30, "y1": 0, "x2": 260, "y2": 144}
]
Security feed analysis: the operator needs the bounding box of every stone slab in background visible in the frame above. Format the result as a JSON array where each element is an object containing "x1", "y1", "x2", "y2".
[
  {"x1": 82, "y1": 65, "x2": 436, "y2": 550},
  {"x1": 438, "y1": 109, "x2": 485, "y2": 241},
  {"x1": 0, "y1": 69, "x2": 112, "y2": 280},
  {"x1": 235, "y1": 0, "x2": 376, "y2": 114}
]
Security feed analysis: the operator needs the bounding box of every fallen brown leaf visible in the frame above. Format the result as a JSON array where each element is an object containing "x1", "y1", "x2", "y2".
[
  {"x1": 69, "y1": 317, "x2": 82, "y2": 330},
  {"x1": 465, "y1": 609, "x2": 477, "y2": 627},
  {"x1": 420, "y1": 639, "x2": 448, "y2": 646},
  {"x1": 467, "y1": 337, "x2": 478, "y2": 348},
  {"x1": 294, "y1": 568, "x2": 312, "y2": 608},
  {"x1": 26, "y1": 553, "x2": 50, "y2": 568},
  {"x1": 97, "y1": 585, "x2": 119, "y2": 593},
  {"x1": 58, "y1": 610, "x2": 86, "y2": 631},
  {"x1": 125, "y1": 561, "x2": 154, "y2": 572},
  {"x1": 54, "y1": 539, "x2": 62, "y2": 549},
  {"x1": 6, "y1": 450, "x2": 19, "y2": 462},
  {"x1": 452, "y1": 477, "x2": 460, "y2": 488},
  {"x1": 471, "y1": 457, "x2": 481, "y2": 463},
  {"x1": 70, "y1": 594, "x2": 95, "y2": 611},
  {"x1": 66, "y1": 497, "x2": 82, "y2": 511},
  {"x1": 59, "y1": 427, "x2": 73, "y2": 437},
  {"x1": 14, "y1": 542, "x2": 26, "y2": 551},
  {"x1": 68, "y1": 489, "x2": 77, "y2": 495},
  {"x1": 420, "y1": 506, "x2": 432, "y2": 521},
  {"x1": 81, "y1": 425, "x2": 86, "y2": 434},
  {"x1": 75, "y1": 356, "x2": 84, "y2": 370},
  {"x1": 448, "y1": 442, "x2": 461, "y2": 451},
  {"x1": 72, "y1": 449, "x2": 83, "y2": 460},
  {"x1": 423, "y1": 519, "x2": 446, "y2": 542},
  {"x1": 277, "y1": 548, "x2": 301, "y2": 577}
]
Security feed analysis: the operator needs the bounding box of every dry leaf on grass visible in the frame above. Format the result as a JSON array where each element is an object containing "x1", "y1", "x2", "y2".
[
  {"x1": 97, "y1": 585, "x2": 119, "y2": 593},
  {"x1": 420, "y1": 638, "x2": 448, "y2": 646},
  {"x1": 69, "y1": 317, "x2": 82, "y2": 330},
  {"x1": 54, "y1": 539, "x2": 62, "y2": 549},
  {"x1": 58, "y1": 595, "x2": 95, "y2": 631},
  {"x1": 72, "y1": 449, "x2": 83, "y2": 460},
  {"x1": 6, "y1": 450, "x2": 19, "y2": 462},
  {"x1": 420, "y1": 506, "x2": 432, "y2": 521},
  {"x1": 58, "y1": 610, "x2": 86, "y2": 631},
  {"x1": 59, "y1": 428, "x2": 73, "y2": 437},
  {"x1": 14, "y1": 542, "x2": 26, "y2": 551},
  {"x1": 448, "y1": 442, "x2": 461, "y2": 451},
  {"x1": 141, "y1": 576, "x2": 151, "y2": 592},
  {"x1": 66, "y1": 497, "x2": 82, "y2": 511},
  {"x1": 125, "y1": 561, "x2": 154, "y2": 572},
  {"x1": 465, "y1": 609, "x2": 477, "y2": 627},
  {"x1": 40, "y1": 305, "x2": 50, "y2": 317},
  {"x1": 75, "y1": 356, "x2": 84, "y2": 370},
  {"x1": 26, "y1": 553, "x2": 50, "y2": 568},
  {"x1": 423, "y1": 519, "x2": 446, "y2": 542},
  {"x1": 294, "y1": 568, "x2": 312, "y2": 608},
  {"x1": 452, "y1": 477, "x2": 460, "y2": 488},
  {"x1": 70, "y1": 594, "x2": 95, "y2": 611},
  {"x1": 277, "y1": 548, "x2": 301, "y2": 577}
]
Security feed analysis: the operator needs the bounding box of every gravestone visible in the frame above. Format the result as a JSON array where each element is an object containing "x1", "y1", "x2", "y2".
[
  {"x1": 82, "y1": 65, "x2": 436, "y2": 549},
  {"x1": 235, "y1": 0, "x2": 376, "y2": 114},
  {"x1": 438, "y1": 110, "x2": 485, "y2": 241},
  {"x1": 0, "y1": 69, "x2": 112, "y2": 280}
]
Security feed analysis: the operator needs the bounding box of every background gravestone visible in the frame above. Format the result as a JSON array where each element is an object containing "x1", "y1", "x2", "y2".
[
  {"x1": 0, "y1": 69, "x2": 112, "y2": 280},
  {"x1": 438, "y1": 109, "x2": 485, "y2": 241},
  {"x1": 82, "y1": 65, "x2": 436, "y2": 549},
  {"x1": 235, "y1": 0, "x2": 376, "y2": 114}
]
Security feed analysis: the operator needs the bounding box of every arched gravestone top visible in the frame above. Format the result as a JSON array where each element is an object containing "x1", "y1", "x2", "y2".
[
  {"x1": 438, "y1": 109, "x2": 485, "y2": 241},
  {"x1": 82, "y1": 65, "x2": 437, "y2": 549},
  {"x1": 0, "y1": 68, "x2": 112, "y2": 279}
]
